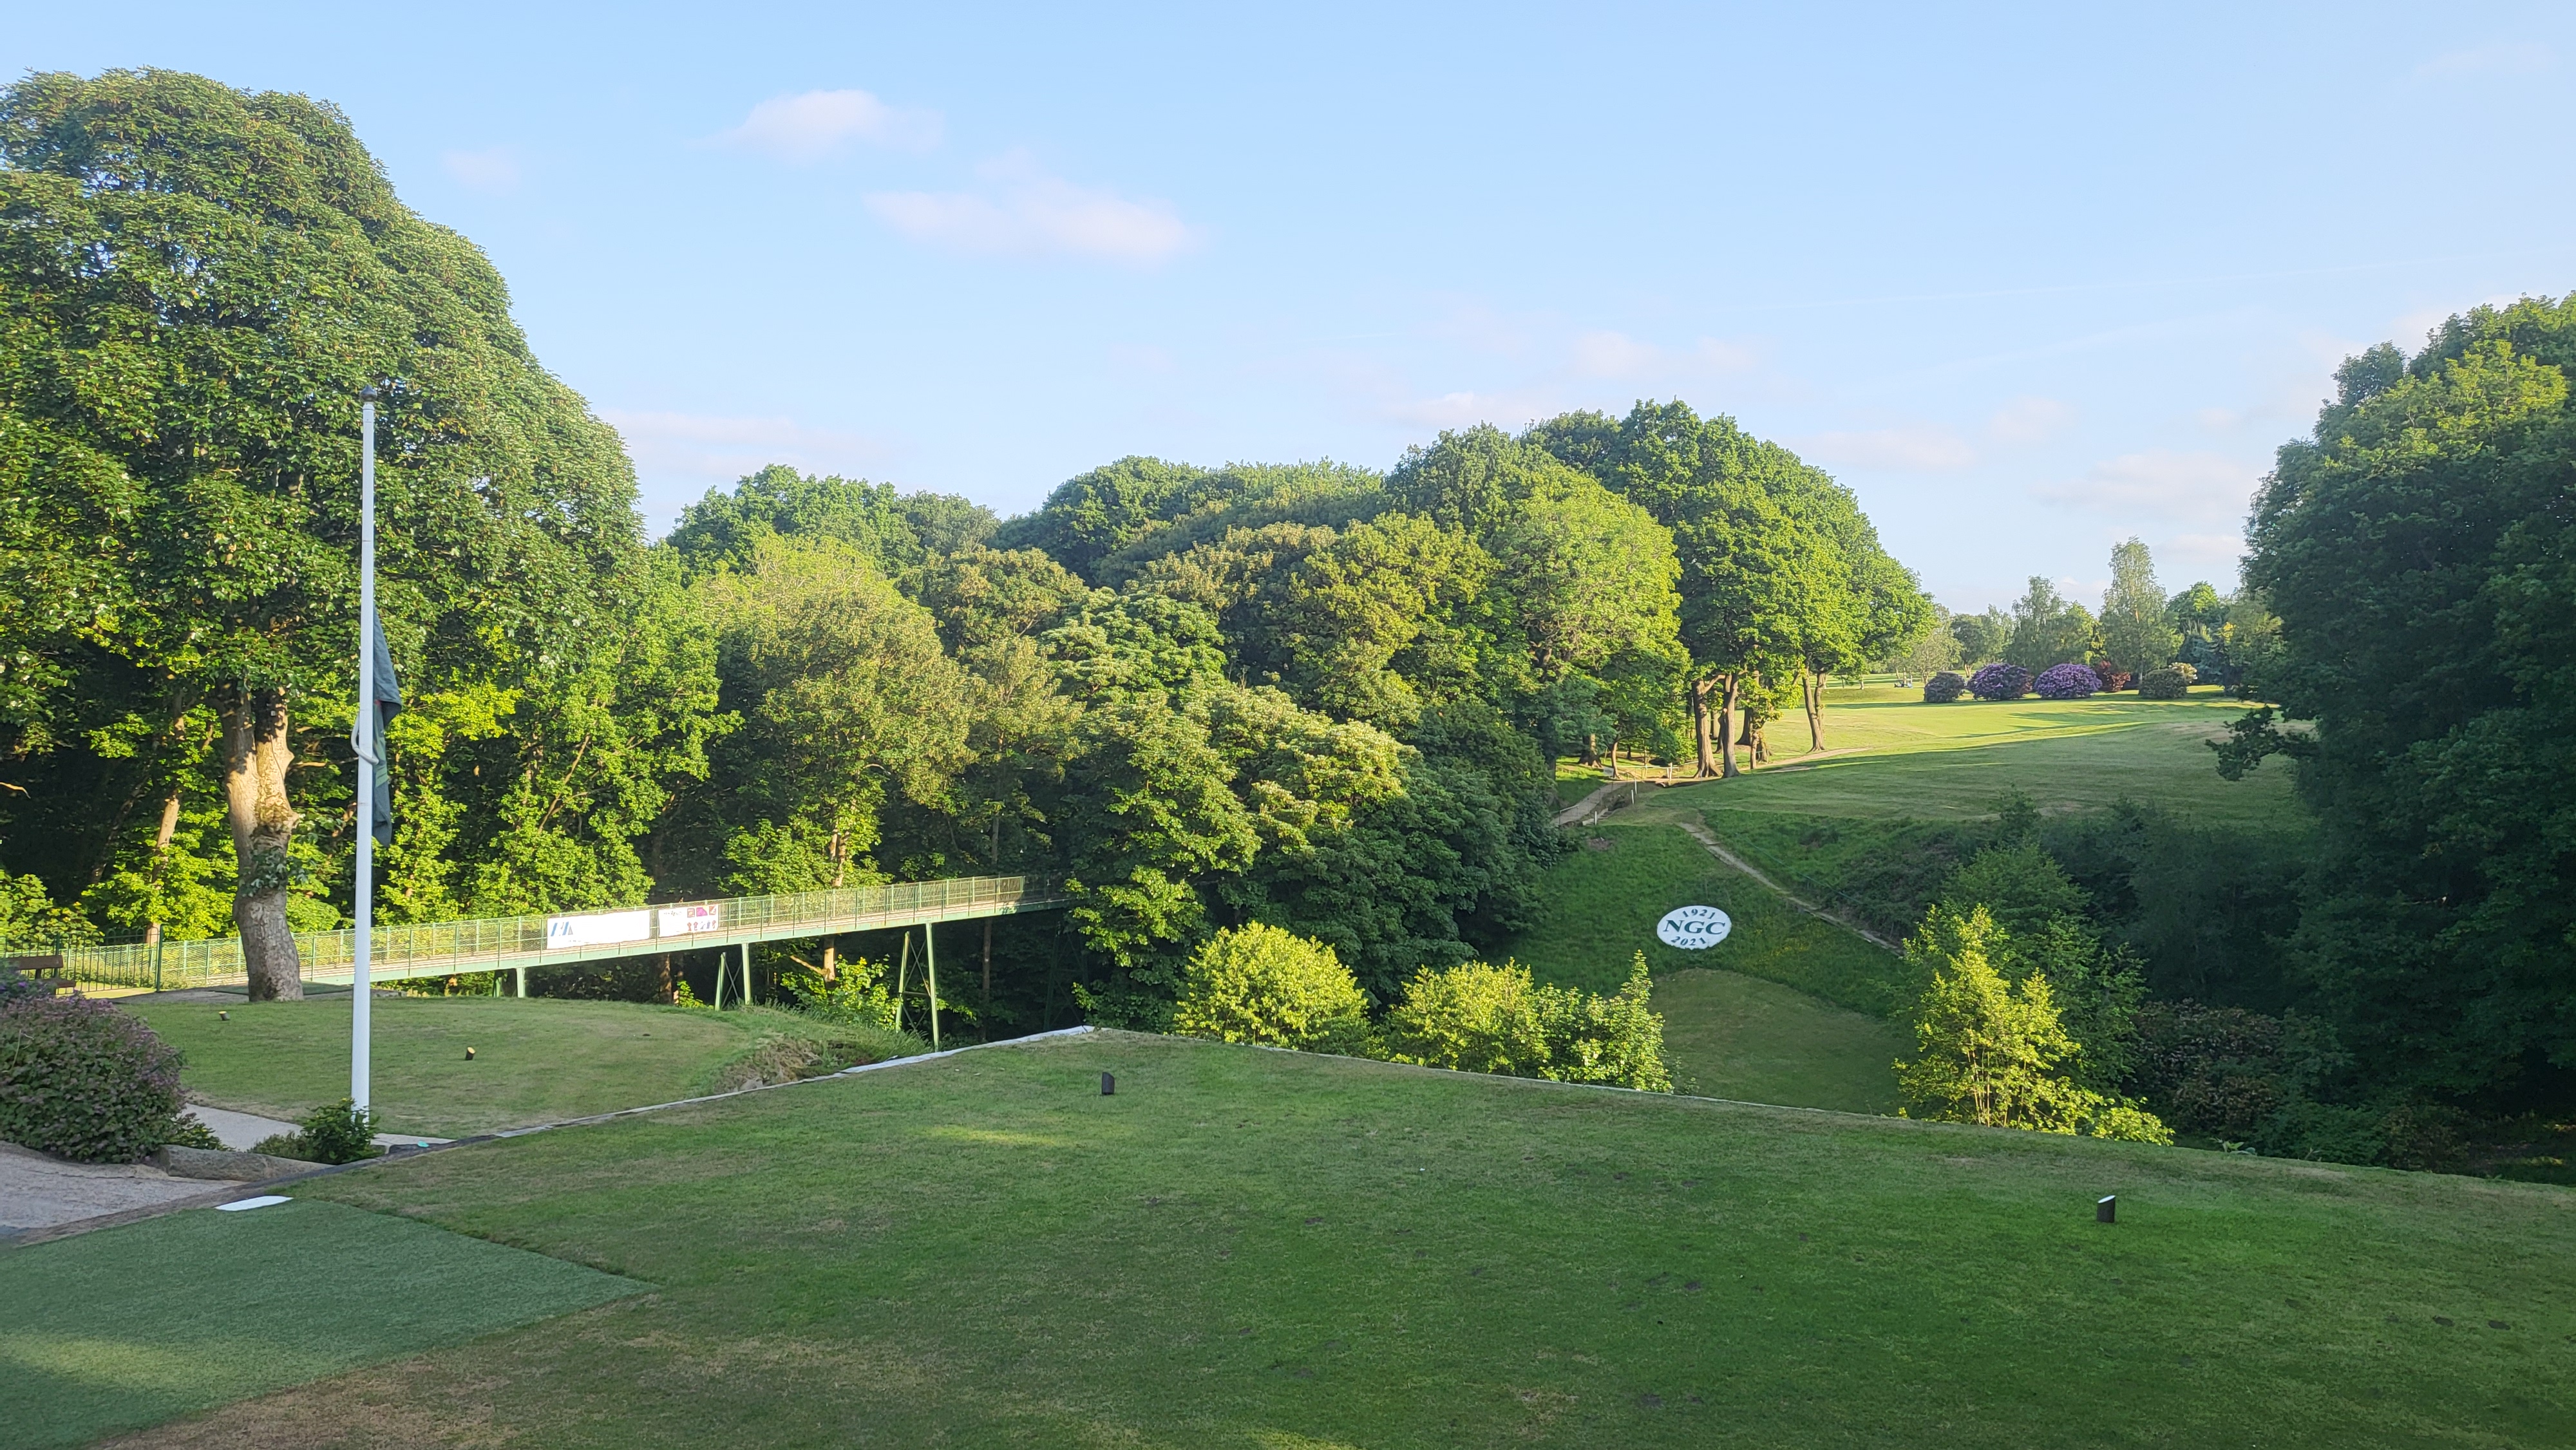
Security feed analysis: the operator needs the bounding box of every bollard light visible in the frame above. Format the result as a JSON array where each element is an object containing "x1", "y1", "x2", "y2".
[
  {"x1": 1101, "y1": 1072, "x2": 1116, "y2": 1096},
  {"x1": 466, "y1": 1046, "x2": 477, "y2": 1060},
  {"x1": 2097, "y1": 1195, "x2": 2117, "y2": 1224}
]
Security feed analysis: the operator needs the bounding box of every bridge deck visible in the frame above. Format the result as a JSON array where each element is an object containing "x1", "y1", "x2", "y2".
[{"x1": 54, "y1": 874, "x2": 1068, "y2": 993}]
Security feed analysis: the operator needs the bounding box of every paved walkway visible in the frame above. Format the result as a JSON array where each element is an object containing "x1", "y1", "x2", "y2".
[
  {"x1": 0, "y1": 1141, "x2": 214, "y2": 1236},
  {"x1": 184, "y1": 1105, "x2": 447, "y2": 1152}
]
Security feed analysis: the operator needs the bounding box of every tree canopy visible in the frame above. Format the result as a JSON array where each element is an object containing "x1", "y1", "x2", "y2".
[
  {"x1": 2236, "y1": 295, "x2": 2576, "y2": 1098},
  {"x1": 0, "y1": 69, "x2": 1930, "y2": 1041}
]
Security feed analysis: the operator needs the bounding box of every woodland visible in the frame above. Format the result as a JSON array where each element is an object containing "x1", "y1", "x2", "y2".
[{"x1": 6, "y1": 70, "x2": 2576, "y2": 1156}]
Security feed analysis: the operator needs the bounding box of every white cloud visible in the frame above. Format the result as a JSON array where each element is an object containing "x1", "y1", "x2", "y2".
[
  {"x1": 2167, "y1": 531, "x2": 2249, "y2": 565},
  {"x1": 1987, "y1": 395, "x2": 2072, "y2": 444},
  {"x1": 1385, "y1": 390, "x2": 1512, "y2": 430},
  {"x1": 2032, "y1": 449, "x2": 2257, "y2": 523},
  {"x1": 2412, "y1": 42, "x2": 2554, "y2": 81},
  {"x1": 866, "y1": 155, "x2": 1199, "y2": 265},
  {"x1": 600, "y1": 410, "x2": 890, "y2": 493},
  {"x1": 440, "y1": 146, "x2": 522, "y2": 194},
  {"x1": 1567, "y1": 330, "x2": 1760, "y2": 380},
  {"x1": 1694, "y1": 337, "x2": 1761, "y2": 372},
  {"x1": 717, "y1": 88, "x2": 942, "y2": 162},
  {"x1": 1798, "y1": 426, "x2": 1976, "y2": 471},
  {"x1": 1571, "y1": 330, "x2": 1661, "y2": 379}
]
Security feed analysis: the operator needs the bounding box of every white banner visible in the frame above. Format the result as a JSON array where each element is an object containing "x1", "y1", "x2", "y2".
[
  {"x1": 658, "y1": 904, "x2": 721, "y2": 937},
  {"x1": 544, "y1": 910, "x2": 653, "y2": 950}
]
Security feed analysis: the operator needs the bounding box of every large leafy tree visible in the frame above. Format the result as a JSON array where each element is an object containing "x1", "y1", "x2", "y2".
[
  {"x1": 2098, "y1": 538, "x2": 2181, "y2": 679},
  {"x1": 2234, "y1": 298, "x2": 2576, "y2": 1098},
  {"x1": 0, "y1": 70, "x2": 708, "y2": 996},
  {"x1": 665, "y1": 464, "x2": 993, "y2": 578},
  {"x1": 1530, "y1": 403, "x2": 1920, "y2": 775},
  {"x1": 2003, "y1": 576, "x2": 2096, "y2": 672}
]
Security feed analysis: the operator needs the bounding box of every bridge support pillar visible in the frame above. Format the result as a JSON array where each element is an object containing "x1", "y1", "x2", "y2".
[{"x1": 515, "y1": 966, "x2": 526, "y2": 999}]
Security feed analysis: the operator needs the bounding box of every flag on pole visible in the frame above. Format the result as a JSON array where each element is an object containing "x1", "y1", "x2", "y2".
[{"x1": 357, "y1": 617, "x2": 402, "y2": 844}]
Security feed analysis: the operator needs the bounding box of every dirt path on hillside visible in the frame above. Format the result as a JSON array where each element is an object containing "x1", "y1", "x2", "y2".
[{"x1": 1675, "y1": 821, "x2": 1901, "y2": 953}]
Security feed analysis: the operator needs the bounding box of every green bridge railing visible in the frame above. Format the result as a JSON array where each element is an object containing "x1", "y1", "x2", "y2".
[{"x1": 43, "y1": 874, "x2": 1067, "y2": 993}]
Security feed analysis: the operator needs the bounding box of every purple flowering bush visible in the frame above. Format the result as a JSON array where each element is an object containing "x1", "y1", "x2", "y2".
[
  {"x1": 1967, "y1": 663, "x2": 2032, "y2": 701},
  {"x1": 1923, "y1": 670, "x2": 1967, "y2": 702},
  {"x1": 0, "y1": 993, "x2": 189, "y2": 1162},
  {"x1": 2035, "y1": 662, "x2": 2100, "y2": 699}
]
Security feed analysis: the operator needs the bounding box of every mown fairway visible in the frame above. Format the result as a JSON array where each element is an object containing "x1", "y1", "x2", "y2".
[
  {"x1": 126, "y1": 997, "x2": 852, "y2": 1138},
  {"x1": 1696, "y1": 684, "x2": 2300, "y2": 831},
  {"x1": 0, "y1": 1200, "x2": 643, "y2": 1449},
  {"x1": 86, "y1": 1031, "x2": 2576, "y2": 1448}
]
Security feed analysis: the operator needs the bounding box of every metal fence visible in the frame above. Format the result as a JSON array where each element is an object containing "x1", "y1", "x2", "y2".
[{"x1": 52, "y1": 874, "x2": 1065, "y2": 992}]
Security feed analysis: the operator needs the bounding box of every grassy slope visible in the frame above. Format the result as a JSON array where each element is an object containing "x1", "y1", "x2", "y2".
[
  {"x1": 1695, "y1": 686, "x2": 2302, "y2": 831},
  {"x1": 1, "y1": 1198, "x2": 643, "y2": 1449},
  {"x1": 1651, "y1": 970, "x2": 1900, "y2": 1113},
  {"x1": 105, "y1": 1032, "x2": 2573, "y2": 1449},
  {"x1": 126, "y1": 997, "x2": 839, "y2": 1138}
]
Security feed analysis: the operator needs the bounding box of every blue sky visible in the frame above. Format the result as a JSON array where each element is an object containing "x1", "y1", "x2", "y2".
[{"x1": 11, "y1": 3, "x2": 2576, "y2": 608}]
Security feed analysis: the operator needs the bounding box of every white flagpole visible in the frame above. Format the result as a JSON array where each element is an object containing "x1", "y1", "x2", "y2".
[{"x1": 352, "y1": 390, "x2": 377, "y2": 1112}]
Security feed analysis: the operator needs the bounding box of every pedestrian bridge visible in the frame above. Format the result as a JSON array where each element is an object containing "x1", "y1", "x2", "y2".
[{"x1": 57, "y1": 874, "x2": 1068, "y2": 995}]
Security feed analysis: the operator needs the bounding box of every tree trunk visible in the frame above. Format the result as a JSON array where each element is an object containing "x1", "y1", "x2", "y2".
[
  {"x1": 657, "y1": 954, "x2": 674, "y2": 1004},
  {"x1": 220, "y1": 688, "x2": 302, "y2": 1001},
  {"x1": 1716, "y1": 675, "x2": 1742, "y2": 779},
  {"x1": 143, "y1": 789, "x2": 182, "y2": 948},
  {"x1": 1804, "y1": 670, "x2": 1826, "y2": 752},
  {"x1": 1691, "y1": 678, "x2": 1716, "y2": 777},
  {"x1": 820, "y1": 832, "x2": 846, "y2": 981}
]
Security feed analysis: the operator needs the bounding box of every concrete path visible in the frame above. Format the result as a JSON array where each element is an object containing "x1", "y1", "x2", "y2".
[
  {"x1": 185, "y1": 1105, "x2": 448, "y2": 1152},
  {"x1": 0, "y1": 1140, "x2": 213, "y2": 1235}
]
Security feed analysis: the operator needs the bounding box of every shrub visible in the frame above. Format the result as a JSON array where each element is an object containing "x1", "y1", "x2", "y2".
[
  {"x1": 1894, "y1": 907, "x2": 2169, "y2": 1143},
  {"x1": 254, "y1": 1097, "x2": 381, "y2": 1165},
  {"x1": 1171, "y1": 923, "x2": 1372, "y2": 1054},
  {"x1": 1922, "y1": 671, "x2": 1967, "y2": 702},
  {"x1": 1967, "y1": 663, "x2": 2031, "y2": 701},
  {"x1": 2033, "y1": 663, "x2": 2099, "y2": 699},
  {"x1": 0, "y1": 994, "x2": 190, "y2": 1162},
  {"x1": 784, "y1": 961, "x2": 902, "y2": 1031},
  {"x1": 1383, "y1": 954, "x2": 1672, "y2": 1092},
  {"x1": 2136, "y1": 666, "x2": 2191, "y2": 699},
  {"x1": 164, "y1": 1115, "x2": 224, "y2": 1150},
  {"x1": 2090, "y1": 661, "x2": 2132, "y2": 692},
  {"x1": 2171, "y1": 661, "x2": 2198, "y2": 684}
]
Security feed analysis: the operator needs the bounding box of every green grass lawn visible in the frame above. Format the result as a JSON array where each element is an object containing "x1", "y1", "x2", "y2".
[
  {"x1": 1505, "y1": 822, "x2": 1899, "y2": 1014},
  {"x1": 90, "y1": 1031, "x2": 2576, "y2": 1448},
  {"x1": 1685, "y1": 688, "x2": 2301, "y2": 831},
  {"x1": 1501, "y1": 818, "x2": 1904, "y2": 1113},
  {"x1": 124, "y1": 997, "x2": 874, "y2": 1138},
  {"x1": 1651, "y1": 970, "x2": 1900, "y2": 1113},
  {"x1": 0, "y1": 1197, "x2": 643, "y2": 1449}
]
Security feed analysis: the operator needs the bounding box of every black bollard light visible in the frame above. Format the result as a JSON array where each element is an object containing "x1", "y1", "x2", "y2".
[
  {"x1": 2097, "y1": 1194, "x2": 2117, "y2": 1224},
  {"x1": 1101, "y1": 1072, "x2": 1115, "y2": 1096},
  {"x1": 466, "y1": 1046, "x2": 477, "y2": 1060}
]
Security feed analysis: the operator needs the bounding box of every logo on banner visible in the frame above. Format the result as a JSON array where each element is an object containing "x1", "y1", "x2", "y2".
[
  {"x1": 1655, "y1": 905, "x2": 1732, "y2": 950},
  {"x1": 544, "y1": 910, "x2": 654, "y2": 950},
  {"x1": 658, "y1": 904, "x2": 721, "y2": 937}
]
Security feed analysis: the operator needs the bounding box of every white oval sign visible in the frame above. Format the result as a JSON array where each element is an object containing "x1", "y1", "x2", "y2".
[{"x1": 1656, "y1": 905, "x2": 1732, "y2": 950}]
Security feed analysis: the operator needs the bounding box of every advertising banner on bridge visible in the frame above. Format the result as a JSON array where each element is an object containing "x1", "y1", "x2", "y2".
[
  {"x1": 658, "y1": 904, "x2": 721, "y2": 937},
  {"x1": 544, "y1": 910, "x2": 653, "y2": 950}
]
